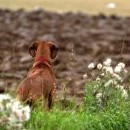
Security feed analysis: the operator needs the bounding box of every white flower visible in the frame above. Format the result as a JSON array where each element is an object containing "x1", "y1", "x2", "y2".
[
  {"x1": 6, "y1": 99, "x2": 21, "y2": 111},
  {"x1": 11, "y1": 100, "x2": 22, "y2": 112},
  {"x1": 104, "y1": 80, "x2": 113, "y2": 87},
  {"x1": 112, "y1": 73, "x2": 122, "y2": 81},
  {"x1": 0, "y1": 93, "x2": 31, "y2": 130},
  {"x1": 113, "y1": 80, "x2": 118, "y2": 85},
  {"x1": 103, "y1": 58, "x2": 112, "y2": 66},
  {"x1": 118, "y1": 62, "x2": 125, "y2": 68},
  {"x1": 116, "y1": 76, "x2": 122, "y2": 81},
  {"x1": 114, "y1": 66, "x2": 122, "y2": 73},
  {"x1": 116, "y1": 85, "x2": 124, "y2": 90},
  {"x1": 96, "y1": 93, "x2": 102, "y2": 99},
  {"x1": 114, "y1": 62, "x2": 126, "y2": 73},
  {"x1": 21, "y1": 106, "x2": 31, "y2": 121},
  {"x1": 88, "y1": 63, "x2": 95, "y2": 69},
  {"x1": 102, "y1": 66, "x2": 107, "y2": 71},
  {"x1": 96, "y1": 77, "x2": 100, "y2": 81},
  {"x1": 6, "y1": 102, "x2": 12, "y2": 110},
  {"x1": 10, "y1": 109, "x2": 23, "y2": 122},
  {"x1": 0, "y1": 94, "x2": 12, "y2": 102},
  {"x1": 105, "y1": 67, "x2": 113, "y2": 74},
  {"x1": 97, "y1": 63, "x2": 102, "y2": 70},
  {"x1": 10, "y1": 105, "x2": 30, "y2": 122},
  {"x1": 6, "y1": 99, "x2": 31, "y2": 123},
  {"x1": 100, "y1": 73, "x2": 105, "y2": 77},
  {"x1": 122, "y1": 89, "x2": 128, "y2": 99},
  {"x1": 83, "y1": 73, "x2": 87, "y2": 79}
]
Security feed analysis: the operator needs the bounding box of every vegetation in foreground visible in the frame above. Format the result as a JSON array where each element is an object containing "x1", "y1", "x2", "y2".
[{"x1": 1, "y1": 58, "x2": 130, "y2": 130}]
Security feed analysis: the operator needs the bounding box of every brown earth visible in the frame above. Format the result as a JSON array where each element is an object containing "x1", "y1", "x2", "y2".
[{"x1": 0, "y1": 9, "x2": 130, "y2": 104}]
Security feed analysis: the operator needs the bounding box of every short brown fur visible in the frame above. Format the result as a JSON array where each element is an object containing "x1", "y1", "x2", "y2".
[{"x1": 16, "y1": 40, "x2": 59, "y2": 110}]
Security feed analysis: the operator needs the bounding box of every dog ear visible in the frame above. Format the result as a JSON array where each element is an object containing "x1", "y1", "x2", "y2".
[
  {"x1": 50, "y1": 43, "x2": 59, "y2": 59},
  {"x1": 28, "y1": 42, "x2": 37, "y2": 57}
]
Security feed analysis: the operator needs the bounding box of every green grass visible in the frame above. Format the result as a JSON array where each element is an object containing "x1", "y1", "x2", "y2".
[
  {"x1": 25, "y1": 81, "x2": 130, "y2": 130},
  {"x1": 1, "y1": 66, "x2": 130, "y2": 130},
  {"x1": 25, "y1": 99, "x2": 130, "y2": 130},
  {"x1": 0, "y1": 0, "x2": 130, "y2": 16}
]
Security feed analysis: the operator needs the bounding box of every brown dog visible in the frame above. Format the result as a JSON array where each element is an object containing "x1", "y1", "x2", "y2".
[{"x1": 16, "y1": 40, "x2": 59, "y2": 109}]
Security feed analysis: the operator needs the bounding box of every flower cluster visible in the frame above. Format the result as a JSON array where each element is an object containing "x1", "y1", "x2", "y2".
[
  {"x1": 0, "y1": 94, "x2": 31, "y2": 130},
  {"x1": 86, "y1": 58, "x2": 129, "y2": 105}
]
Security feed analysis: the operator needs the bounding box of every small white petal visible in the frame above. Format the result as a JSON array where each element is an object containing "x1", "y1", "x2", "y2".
[
  {"x1": 106, "y1": 67, "x2": 113, "y2": 74},
  {"x1": 103, "y1": 58, "x2": 112, "y2": 66},
  {"x1": 0, "y1": 94, "x2": 12, "y2": 102},
  {"x1": 114, "y1": 66, "x2": 122, "y2": 73},
  {"x1": 83, "y1": 73, "x2": 87, "y2": 79},
  {"x1": 112, "y1": 73, "x2": 122, "y2": 81},
  {"x1": 96, "y1": 93, "x2": 102, "y2": 99},
  {"x1": 122, "y1": 89, "x2": 128, "y2": 99},
  {"x1": 22, "y1": 105, "x2": 31, "y2": 114},
  {"x1": 6, "y1": 102, "x2": 12, "y2": 110},
  {"x1": 96, "y1": 78, "x2": 100, "y2": 81},
  {"x1": 118, "y1": 62, "x2": 125, "y2": 68},
  {"x1": 100, "y1": 73, "x2": 105, "y2": 77},
  {"x1": 11, "y1": 100, "x2": 22, "y2": 112},
  {"x1": 88, "y1": 63, "x2": 95, "y2": 69},
  {"x1": 97, "y1": 63, "x2": 102, "y2": 70},
  {"x1": 102, "y1": 66, "x2": 107, "y2": 71},
  {"x1": 104, "y1": 80, "x2": 113, "y2": 87},
  {"x1": 116, "y1": 85, "x2": 124, "y2": 90}
]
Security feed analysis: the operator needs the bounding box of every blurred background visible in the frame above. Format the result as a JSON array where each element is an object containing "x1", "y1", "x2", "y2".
[
  {"x1": 0, "y1": 0, "x2": 130, "y2": 16},
  {"x1": 0, "y1": 0, "x2": 130, "y2": 104}
]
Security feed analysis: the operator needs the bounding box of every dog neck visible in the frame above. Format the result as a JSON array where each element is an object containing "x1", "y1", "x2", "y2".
[
  {"x1": 35, "y1": 56, "x2": 50, "y2": 64},
  {"x1": 33, "y1": 56, "x2": 51, "y2": 68}
]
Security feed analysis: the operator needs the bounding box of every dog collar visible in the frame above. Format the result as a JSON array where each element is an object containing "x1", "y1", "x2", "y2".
[{"x1": 34, "y1": 56, "x2": 51, "y2": 65}]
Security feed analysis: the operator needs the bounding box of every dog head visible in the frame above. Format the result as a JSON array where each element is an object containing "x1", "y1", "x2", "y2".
[{"x1": 29, "y1": 40, "x2": 59, "y2": 59}]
